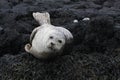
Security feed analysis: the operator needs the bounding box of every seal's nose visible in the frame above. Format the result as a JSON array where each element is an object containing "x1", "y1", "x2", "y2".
[{"x1": 51, "y1": 42, "x2": 55, "y2": 46}]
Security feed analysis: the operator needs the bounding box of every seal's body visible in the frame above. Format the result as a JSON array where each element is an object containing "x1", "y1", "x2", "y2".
[{"x1": 25, "y1": 12, "x2": 73, "y2": 59}]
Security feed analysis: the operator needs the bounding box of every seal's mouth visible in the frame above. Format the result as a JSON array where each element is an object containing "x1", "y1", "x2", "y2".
[{"x1": 48, "y1": 46, "x2": 58, "y2": 52}]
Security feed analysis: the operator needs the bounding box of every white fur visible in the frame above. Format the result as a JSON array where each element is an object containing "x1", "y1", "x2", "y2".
[
  {"x1": 73, "y1": 19, "x2": 78, "y2": 23},
  {"x1": 25, "y1": 12, "x2": 73, "y2": 59},
  {"x1": 82, "y1": 17, "x2": 90, "y2": 21}
]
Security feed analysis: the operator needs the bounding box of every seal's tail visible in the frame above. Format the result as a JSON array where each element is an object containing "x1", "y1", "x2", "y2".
[
  {"x1": 33, "y1": 12, "x2": 51, "y2": 25},
  {"x1": 25, "y1": 43, "x2": 32, "y2": 53}
]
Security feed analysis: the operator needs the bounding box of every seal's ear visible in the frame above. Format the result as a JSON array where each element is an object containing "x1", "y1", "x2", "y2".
[
  {"x1": 33, "y1": 12, "x2": 51, "y2": 25},
  {"x1": 56, "y1": 27, "x2": 73, "y2": 44}
]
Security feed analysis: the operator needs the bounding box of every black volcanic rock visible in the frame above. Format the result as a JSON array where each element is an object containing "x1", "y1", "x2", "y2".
[
  {"x1": 0, "y1": 28, "x2": 21, "y2": 56},
  {"x1": 11, "y1": 3, "x2": 30, "y2": 15},
  {"x1": 83, "y1": 16, "x2": 115, "y2": 52},
  {"x1": 0, "y1": 0, "x2": 11, "y2": 9}
]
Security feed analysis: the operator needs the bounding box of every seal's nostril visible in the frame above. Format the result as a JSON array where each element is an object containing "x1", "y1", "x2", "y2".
[{"x1": 51, "y1": 42, "x2": 55, "y2": 46}]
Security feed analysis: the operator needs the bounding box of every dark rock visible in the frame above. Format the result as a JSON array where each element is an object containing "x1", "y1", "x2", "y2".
[
  {"x1": 114, "y1": 1, "x2": 120, "y2": 9},
  {"x1": 115, "y1": 30, "x2": 120, "y2": 40},
  {"x1": 99, "y1": 7, "x2": 120, "y2": 17},
  {"x1": 0, "y1": 13, "x2": 17, "y2": 25},
  {"x1": 83, "y1": 16, "x2": 115, "y2": 52},
  {"x1": 93, "y1": 0, "x2": 107, "y2": 5},
  {"x1": 12, "y1": 3, "x2": 29, "y2": 15},
  {"x1": 8, "y1": 0, "x2": 20, "y2": 6},
  {"x1": 0, "y1": 28, "x2": 21, "y2": 56},
  {"x1": 20, "y1": 34, "x2": 30, "y2": 52},
  {"x1": 0, "y1": 0, "x2": 11, "y2": 9},
  {"x1": 16, "y1": 21, "x2": 34, "y2": 33},
  {"x1": 114, "y1": 16, "x2": 120, "y2": 23},
  {"x1": 23, "y1": 0, "x2": 34, "y2": 4},
  {"x1": 103, "y1": 1, "x2": 114, "y2": 7},
  {"x1": 63, "y1": 0, "x2": 71, "y2": 4}
]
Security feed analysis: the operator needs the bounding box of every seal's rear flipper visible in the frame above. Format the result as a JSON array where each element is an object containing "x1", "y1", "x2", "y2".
[{"x1": 33, "y1": 12, "x2": 51, "y2": 25}]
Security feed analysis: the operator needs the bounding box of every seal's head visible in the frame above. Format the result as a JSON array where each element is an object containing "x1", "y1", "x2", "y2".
[{"x1": 44, "y1": 30, "x2": 66, "y2": 53}]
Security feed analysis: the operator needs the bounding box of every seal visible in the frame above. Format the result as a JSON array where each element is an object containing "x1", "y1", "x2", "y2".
[{"x1": 25, "y1": 12, "x2": 73, "y2": 59}]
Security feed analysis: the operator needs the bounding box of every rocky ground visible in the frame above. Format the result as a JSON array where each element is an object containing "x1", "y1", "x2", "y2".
[{"x1": 0, "y1": 0, "x2": 120, "y2": 80}]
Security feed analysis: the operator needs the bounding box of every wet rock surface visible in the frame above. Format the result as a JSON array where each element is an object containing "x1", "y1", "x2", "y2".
[{"x1": 0, "y1": 0, "x2": 120, "y2": 80}]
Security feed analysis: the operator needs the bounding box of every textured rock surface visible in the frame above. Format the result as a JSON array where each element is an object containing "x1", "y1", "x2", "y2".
[{"x1": 0, "y1": 0, "x2": 120, "y2": 80}]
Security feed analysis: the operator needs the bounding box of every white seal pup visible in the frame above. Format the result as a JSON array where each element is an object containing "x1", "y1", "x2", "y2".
[{"x1": 25, "y1": 12, "x2": 73, "y2": 59}]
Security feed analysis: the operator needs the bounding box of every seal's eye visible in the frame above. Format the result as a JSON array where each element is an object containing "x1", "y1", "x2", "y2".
[
  {"x1": 58, "y1": 40, "x2": 62, "y2": 43},
  {"x1": 50, "y1": 36, "x2": 53, "y2": 39}
]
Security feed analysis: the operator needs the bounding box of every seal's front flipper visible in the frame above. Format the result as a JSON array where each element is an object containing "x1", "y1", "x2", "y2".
[
  {"x1": 56, "y1": 27, "x2": 73, "y2": 44},
  {"x1": 25, "y1": 43, "x2": 32, "y2": 53},
  {"x1": 33, "y1": 12, "x2": 51, "y2": 25}
]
